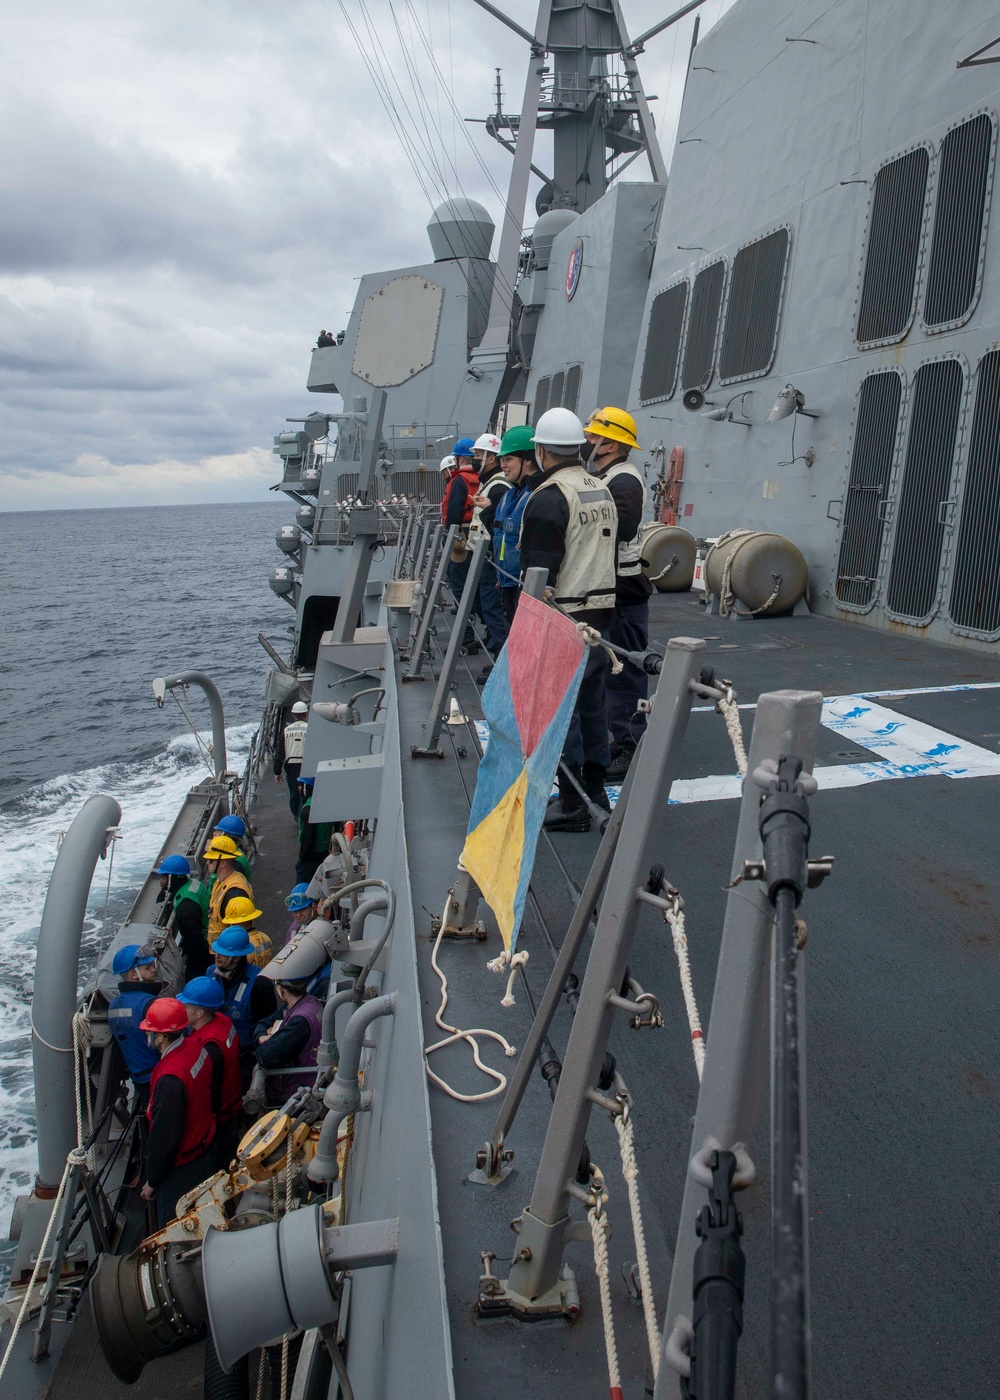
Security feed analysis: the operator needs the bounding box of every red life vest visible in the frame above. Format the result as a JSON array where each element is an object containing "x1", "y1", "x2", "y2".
[
  {"x1": 441, "y1": 465, "x2": 480, "y2": 525},
  {"x1": 147, "y1": 1034, "x2": 216, "y2": 1166},
  {"x1": 191, "y1": 1011, "x2": 243, "y2": 1124}
]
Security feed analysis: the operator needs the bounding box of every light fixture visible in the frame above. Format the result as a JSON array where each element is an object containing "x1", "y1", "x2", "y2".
[
  {"x1": 702, "y1": 391, "x2": 752, "y2": 428},
  {"x1": 768, "y1": 384, "x2": 820, "y2": 421}
]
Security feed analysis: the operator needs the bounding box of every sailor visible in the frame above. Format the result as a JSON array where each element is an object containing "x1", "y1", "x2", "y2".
[
  {"x1": 139, "y1": 997, "x2": 216, "y2": 1227},
  {"x1": 583, "y1": 407, "x2": 653, "y2": 780},
  {"x1": 295, "y1": 777, "x2": 334, "y2": 886},
  {"x1": 251, "y1": 970, "x2": 324, "y2": 1107},
  {"x1": 439, "y1": 453, "x2": 456, "y2": 483},
  {"x1": 491, "y1": 425, "x2": 538, "y2": 627},
  {"x1": 212, "y1": 814, "x2": 253, "y2": 879},
  {"x1": 154, "y1": 854, "x2": 210, "y2": 980},
  {"x1": 316, "y1": 329, "x2": 335, "y2": 348},
  {"x1": 220, "y1": 895, "x2": 274, "y2": 967},
  {"x1": 283, "y1": 883, "x2": 317, "y2": 945},
  {"x1": 107, "y1": 944, "x2": 163, "y2": 1109},
  {"x1": 469, "y1": 431, "x2": 511, "y2": 665},
  {"x1": 519, "y1": 407, "x2": 617, "y2": 833},
  {"x1": 273, "y1": 701, "x2": 310, "y2": 817},
  {"x1": 206, "y1": 927, "x2": 277, "y2": 1076},
  {"x1": 205, "y1": 833, "x2": 255, "y2": 939},
  {"x1": 441, "y1": 436, "x2": 483, "y2": 654},
  {"x1": 177, "y1": 977, "x2": 244, "y2": 1167}
]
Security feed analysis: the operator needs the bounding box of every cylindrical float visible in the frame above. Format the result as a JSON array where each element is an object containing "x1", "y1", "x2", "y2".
[
  {"x1": 640, "y1": 523, "x2": 697, "y2": 592},
  {"x1": 705, "y1": 530, "x2": 808, "y2": 616}
]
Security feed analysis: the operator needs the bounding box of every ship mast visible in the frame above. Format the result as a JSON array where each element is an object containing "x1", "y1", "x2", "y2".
[{"x1": 472, "y1": 0, "x2": 704, "y2": 357}]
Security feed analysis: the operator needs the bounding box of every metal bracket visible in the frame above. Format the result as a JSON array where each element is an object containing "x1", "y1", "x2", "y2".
[
  {"x1": 476, "y1": 1253, "x2": 581, "y2": 1322},
  {"x1": 730, "y1": 856, "x2": 834, "y2": 889},
  {"x1": 429, "y1": 913, "x2": 487, "y2": 941},
  {"x1": 468, "y1": 1139, "x2": 516, "y2": 1186},
  {"x1": 606, "y1": 987, "x2": 663, "y2": 1029}
]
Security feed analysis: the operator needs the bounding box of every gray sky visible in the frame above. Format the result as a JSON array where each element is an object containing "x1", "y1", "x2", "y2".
[{"x1": 0, "y1": 0, "x2": 734, "y2": 510}]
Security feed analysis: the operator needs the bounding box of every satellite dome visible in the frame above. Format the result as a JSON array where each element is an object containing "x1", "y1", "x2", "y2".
[
  {"x1": 530, "y1": 210, "x2": 580, "y2": 270},
  {"x1": 427, "y1": 198, "x2": 495, "y2": 262}
]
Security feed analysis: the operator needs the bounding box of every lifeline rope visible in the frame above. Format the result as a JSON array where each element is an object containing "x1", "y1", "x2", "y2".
[
  {"x1": 662, "y1": 902, "x2": 705, "y2": 1081},
  {"x1": 614, "y1": 1105, "x2": 661, "y2": 1377},
  {"x1": 424, "y1": 912, "x2": 517, "y2": 1102},
  {"x1": 169, "y1": 686, "x2": 216, "y2": 776},
  {"x1": 587, "y1": 1168, "x2": 623, "y2": 1400},
  {"x1": 280, "y1": 1135, "x2": 294, "y2": 1400},
  {"x1": 716, "y1": 692, "x2": 749, "y2": 779},
  {"x1": 486, "y1": 947, "x2": 530, "y2": 1006},
  {"x1": 94, "y1": 828, "x2": 120, "y2": 965},
  {"x1": 72, "y1": 1012, "x2": 95, "y2": 1166},
  {"x1": 0, "y1": 1150, "x2": 80, "y2": 1384}
]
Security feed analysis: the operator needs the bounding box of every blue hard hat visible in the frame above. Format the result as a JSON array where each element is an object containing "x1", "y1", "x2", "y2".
[
  {"x1": 112, "y1": 944, "x2": 156, "y2": 976},
  {"x1": 154, "y1": 854, "x2": 191, "y2": 877},
  {"x1": 284, "y1": 883, "x2": 314, "y2": 912},
  {"x1": 299, "y1": 776, "x2": 314, "y2": 788},
  {"x1": 453, "y1": 437, "x2": 476, "y2": 458},
  {"x1": 177, "y1": 976, "x2": 226, "y2": 1010},
  {"x1": 210, "y1": 926, "x2": 257, "y2": 957},
  {"x1": 215, "y1": 815, "x2": 246, "y2": 839}
]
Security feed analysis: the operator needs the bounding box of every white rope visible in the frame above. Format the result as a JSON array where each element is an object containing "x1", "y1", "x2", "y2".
[
  {"x1": 662, "y1": 902, "x2": 705, "y2": 1080},
  {"x1": 716, "y1": 690, "x2": 748, "y2": 779},
  {"x1": 0, "y1": 1149, "x2": 80, "y2": 1384},
  {"x1": 713, "y1": 530, "x2": 783, "y2": 619},
  {"x1": 574, "y1": 621, "x2": 624, "y2": 675},
  {"x1": 587, "y1": 1168, "x2": 623, "y2": 1400},
  {"x1": 424, "y1": 912, "x2": 517, "y2": 1102},
  {"x1": 94, "y1": 828, "x2": 121, "y2": 966},
  {"x1": 72, "y1": 1012, "x2": 94, "y2": 1166},
  {"x1": 486, "y1": 947, "x2": 529, "y2": 1007},
  {"x1": 614, "y1": 1106, "x2": 661, "y2": 1377},
  {"x1": 169, "y1": 687, "x2": 216, "y2": 776}
]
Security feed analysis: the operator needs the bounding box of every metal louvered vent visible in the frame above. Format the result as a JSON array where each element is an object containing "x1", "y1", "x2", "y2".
[
  {"x1": 836, "y1": 371, "x2": 903, "y2": 608},
  {"x1": 390, "y1": 470, "x2": 444, "y2": 503},
  {"x1": 337, "y1": 472, "x2": 360, "y2": 498},
  {"x1": 924, "y1": 113, "x2": 995, "y2": 330},
  {"x1": 719, "y1": 228, "x2": 790, "y2": 381},
  {"x1": 640, "y1": 282, "x2": 687, "y2": 402},
  {"x1": 681, "y1": 261, "x2": 725, "y2": 391},
  {"x1": 856, "y1": 148, "x2": 929, "y2": 346},
  {"x1": 949, "y1": 352, "x2": 1000, "y2": 633},
  {"x1": 550, "y1": 370, "x2": 565, "y2": 408},
  {"x1": 534, "y1": 377, "x2": 551, "y2": 420},
  {"x1": 886, "y1": 360, "x2": 963, "y2": 621},
  {"x1": 564, "y1": 364, "x2": 582, "y2": 414}
]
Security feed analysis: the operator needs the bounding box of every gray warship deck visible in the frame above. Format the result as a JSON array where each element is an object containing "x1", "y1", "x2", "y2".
[{"x1": 397, "y1": 590, "x2": 1000, "y2": 1399}]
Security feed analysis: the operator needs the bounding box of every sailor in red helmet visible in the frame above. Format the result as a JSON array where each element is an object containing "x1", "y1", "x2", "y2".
[{"x1": 139, "y1": 997, "x2": 216, "y2": 1227}]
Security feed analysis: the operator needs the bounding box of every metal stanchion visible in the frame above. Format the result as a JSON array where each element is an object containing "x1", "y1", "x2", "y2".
[
  {"x1": 412, "y1": 539, "x2": 489, "y2": 757},
  {"x1": 403, "y1": 526, "x2": 456, "y2": 681}
]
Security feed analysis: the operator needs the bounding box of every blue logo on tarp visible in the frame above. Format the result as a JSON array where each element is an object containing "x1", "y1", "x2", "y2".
[
  {"x1": 875, "y1": 721, "x2": 904, "y2": 735},
  {"x1": 842, "y1": 706, "x2": 870, "y2": 719},
  {"x1": 924, "y1": 742, "x2": 960, "y2": 757}
]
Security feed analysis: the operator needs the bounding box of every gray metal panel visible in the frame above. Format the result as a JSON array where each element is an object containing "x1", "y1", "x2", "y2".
[{"x1": 352, "y1": 276, "x2": 445, "y2": 388}]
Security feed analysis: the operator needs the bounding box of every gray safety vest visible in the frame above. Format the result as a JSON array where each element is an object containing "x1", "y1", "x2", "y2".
[
  {"x1": 601, "y1": 461, "x2": 646, "y2": 578},
  {"x1": 525, "y1": 465, "x2": 617, "y2": 614},
  {"x1": 283, "y1": 719, "x2": 308, "y2": 762}
]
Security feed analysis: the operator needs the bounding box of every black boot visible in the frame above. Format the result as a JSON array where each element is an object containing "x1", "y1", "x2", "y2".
[
  {"x1": 461, "y1": 626, "x2": 481, "y2": 655},
  {"x1": 606, "y1": 742, "x2": 636, "y2": 783},
  {"x1": 582, "y1": 763, "x2": 611, "y2": 813},
  {"x1": 543, "y1": 766, "x2": 590, "y2": 833}
]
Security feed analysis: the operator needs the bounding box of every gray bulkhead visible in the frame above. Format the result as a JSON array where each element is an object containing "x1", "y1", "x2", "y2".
[{"x1": 627, "y1": 0, "x2": 1000, "y2": 649}]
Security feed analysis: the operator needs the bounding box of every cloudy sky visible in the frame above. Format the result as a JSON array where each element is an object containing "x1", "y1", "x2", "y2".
[{"x1": 0, "y1": 0, "x2": 734, "y2": 510}]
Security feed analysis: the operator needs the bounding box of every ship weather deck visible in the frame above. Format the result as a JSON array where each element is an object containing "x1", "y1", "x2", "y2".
[{"x1": 397, "y1": 589, "x2": 1000, "y2": 1400}]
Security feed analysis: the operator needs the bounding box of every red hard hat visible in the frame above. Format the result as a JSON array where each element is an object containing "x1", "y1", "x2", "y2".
[{"x1": 139, "y1": 997, "x2": 189, "y2": 1034}]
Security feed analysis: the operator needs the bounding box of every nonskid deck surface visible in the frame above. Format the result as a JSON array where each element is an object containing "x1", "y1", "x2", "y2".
[{"x1": 400, "y1": 592, "x2": 1000, "y2": 1400}]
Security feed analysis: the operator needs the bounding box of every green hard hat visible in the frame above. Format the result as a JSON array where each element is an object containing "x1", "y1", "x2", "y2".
[{"x1": 500, "y1": 424, "x2": 535, "y2": 456}]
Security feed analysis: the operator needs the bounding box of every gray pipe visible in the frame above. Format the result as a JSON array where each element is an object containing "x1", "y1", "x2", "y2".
[
  {"x1": 33, "y1": 793, "x2": 122, "y2": 1189},
  {"x1": 307, "y1": 993, "x2": 396, "y2": 1183},
  {"x1": 317, "y1": 987, "x2": 356, "y2": 1069},
  {"x1": 163, "y1": 671, "x2": 228, "y2": 780}
]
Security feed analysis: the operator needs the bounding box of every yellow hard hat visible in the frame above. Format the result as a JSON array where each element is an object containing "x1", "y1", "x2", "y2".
[
  {"x1": 584, "y1": 406, "x2": 641, "y2": 451},
  {"x1": 203, "y1": 834, "x2": 242, "y2": 861},
  {"x1": 222, "y1": 895, "x2": 264, "y2": 924}
]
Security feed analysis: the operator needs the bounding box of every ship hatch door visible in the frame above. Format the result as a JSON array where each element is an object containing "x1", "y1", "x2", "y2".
[{"x1": 836, "y1": 370, "x2": 903, "y2": 609}]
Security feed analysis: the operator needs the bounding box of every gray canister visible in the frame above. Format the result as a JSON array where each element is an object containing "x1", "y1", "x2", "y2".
[
  {"x1": 705, "y1": 530, "x2": 808, "y2": 615},
  {"x1": 640, "y1": 523, "x2": 697, "y2": 592}
]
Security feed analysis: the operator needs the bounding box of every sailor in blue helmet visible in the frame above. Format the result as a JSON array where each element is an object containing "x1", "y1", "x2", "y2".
[
  {"x1": 154, "y1": 854, "x2": 210, "y2": 980},
  {"x1": 206, "y1": 926, "x2": 277, "y2": 1082},
  {"x1": 107, "y1": 944, "x2": 164, "y2": 1109},
  {"x1": 283, "y1": 883, "x2": 317, "y2": 946}
]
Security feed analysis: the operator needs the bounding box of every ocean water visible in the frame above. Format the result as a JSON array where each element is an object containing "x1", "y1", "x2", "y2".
[{"x1": 0, "y1": 501, "x2": 289, "y2": 1250}]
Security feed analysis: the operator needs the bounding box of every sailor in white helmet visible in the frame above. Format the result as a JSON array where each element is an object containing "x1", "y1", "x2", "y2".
[
  {"x1": 273, "y1": 699, "x2": 309, "y2": 818},
  {"x1": 518, "y1": 407, "x2": 618, "y2": 833},
  {"x1": 469, "y1": 431, "x2": 511, "y2": 670}
]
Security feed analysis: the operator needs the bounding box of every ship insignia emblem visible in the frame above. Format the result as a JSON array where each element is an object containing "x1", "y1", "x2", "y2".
[{"x1": 565, "y1": 237, "x2": 584, "y2": 300}]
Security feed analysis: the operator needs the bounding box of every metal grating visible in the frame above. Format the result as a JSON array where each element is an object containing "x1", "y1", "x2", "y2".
[
  {"x1": 639, "y1": 282, "x2": 687, "y2": 402},
  {"x1": 835, "y1": 371, "x2": 903, "y2": 608},
  {"x1": 856, "y1": 148, "x2": 929, "y2": 346},
  {"x1": 949, "y1": 352, "x2": 1000, "y2": 632},
  {"x1": 886, "y1": 359, "x2": 963, "y2": 621},
  {"x1": 681, "y1": 261, "x2": 725, "y2": 392},
  {"x1": 534, "y1": 377, "x2": 550, "y2": 421},
  {"x1": 924, "y1": 113, "x2": 995, "y2": 330},
  {"x1": 564, "y1": 364, "x2": 582, "y2": 415},
  {"x1": 337, "y1": 472, "x2": 360, "y2": 499},
  {"x1": 550, "y1": 370, "x2": 565, "y2": 409},
  {"x1": 389, "y1": 470, "x2": 444, "y2": 503},
  {"x1": 719, "y1": 228, "x2": 790, "y2": 381}
]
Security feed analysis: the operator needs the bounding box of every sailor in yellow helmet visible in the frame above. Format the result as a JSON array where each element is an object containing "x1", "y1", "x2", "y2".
[
  {"x1": 221, "y1": 895, "x2": 274, "y2": 968},
  {"x1": 204, "y1": 834, "x2": 255, "y2": 939},
  {"x1": 582, "y1": 407, "x2": 651, "y2": 782}
]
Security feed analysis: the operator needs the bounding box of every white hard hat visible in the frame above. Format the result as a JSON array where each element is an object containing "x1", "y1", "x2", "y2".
[
  {"x1": 534, "y1": 407, "x2": 587, "y2": 449},
  {"x1": 291, "y1": 700, "x2": 309, "y2": 715},
  {"x1": 439, "y1": 454, "x2": 456, "y2": 473},
  {"x1": 473, "y1": 433, "x2": 502, "y2": 455}
]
